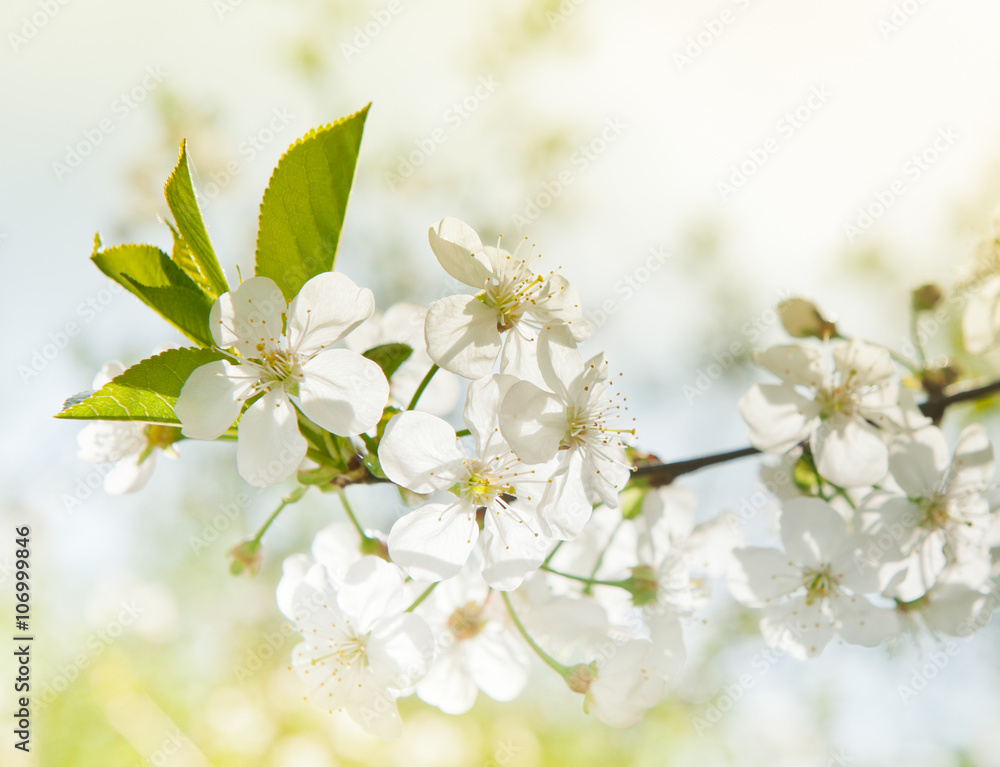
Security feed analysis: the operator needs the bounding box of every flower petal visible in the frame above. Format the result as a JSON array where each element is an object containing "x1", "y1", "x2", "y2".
[
  {"x1": 946, "y1": 423, "x2": 995, "y2": 498},
  {"x1": 889, "y1": 426, "x2": 949, "y2": 498},
  {"x1": 425, "y1": 294, "x2": 502, "y2": 379},
  {"x1": 727, "y1": 547, "x2": 802, "y2": 607},
  {"x1": 174, "y1": 361, "x2": 256, "y2": 440},
  {"x1": 780, "y1": 497, "x2": 849, "y2": 569},
  {"x1": 378, "y1": 411, "x2": 466, "y2": 493},
  {"x1": 103, "y1": 452, "x2": 155, "y2": 495},
  {"x1": 211, "y1": 276, "x2": 286, "y2": 352},
  {"x1": 388, "y1": 501, "x2": 479, "y2": 582},
  {"x1": 760, "y1": 595, "x2": 834, "y2": 660},
  {"x1": 428, "y1": 217, "x2": 493, "y2": 288},
  {"x1": 752, "y1": 344, "x2": 824, "y2": 387},
  {"x1": 498, "y1": 380, "x2": 567, "y2": 464},
  {"x1": 830, "y1": 593, "x2": 898, "y2": 647},
  {"x1": 297, "y1": 349, "x2": 389, "y2": 435},
  {"x1": 287, "y1": 272, "x2": 375, "y2": 356},
  {"x1": 337, "y1": 556, "x2": 408, "y2": 633},
  {"x1": 236, "y1": 388, "x2": 307, "y2": 486},
  {"x1": 739, "y1": 383, "x2": 818, "y2": 454},
  {"x1": 812, "y1": 416, "x2": 888, "y2": 488}
]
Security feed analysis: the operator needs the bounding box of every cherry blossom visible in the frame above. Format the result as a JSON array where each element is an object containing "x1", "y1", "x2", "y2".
[
  {"x1": 424, "y1": 217, "x2": 591, "y2": 380},
  {"x1": 174, "y1": 273, "x2": 389, "y2": 486}
]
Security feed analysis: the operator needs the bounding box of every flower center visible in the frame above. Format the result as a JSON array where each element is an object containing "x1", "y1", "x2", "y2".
[
  {"x1": 917, "y1": 494, "x2": 951, "y2": 529},
  {"x1": 815, "y1": 384, "x2": 858, "y2": 419},
  {"x1": 311, "y1": 630, "x2": 371, "y2": 671},
  {"x1": 803, "y1": 566, "x2": 838, "y2": 605},
  {"x1": 447, "y1": 602, "x2": 486, "y2": 641},
  {"x1": 257, "y1": 346, "x2": 300, "y2": 383},
  {"x1": 458, "y1": 461, "x2": 512, "y2": 507}
]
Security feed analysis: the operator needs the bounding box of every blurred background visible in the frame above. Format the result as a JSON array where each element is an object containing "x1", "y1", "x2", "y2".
[{"x1": 4, "y1": 0, "x2": 1000, "y2": 764}]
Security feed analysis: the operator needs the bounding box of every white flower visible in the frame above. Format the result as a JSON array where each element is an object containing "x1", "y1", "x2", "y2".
[
  {"x1": 277, "y1": 522, "x2": 371, "y2": 620},
  {"x1": 858, "y1": 424, "x2": 995, "y2": 601},
  {"x1": 414, "y1": 566, "x2": 530, "y2": 714},
  {"x1": 285, "y1": 556, "x2": 434, "y2": 741},
  {"x1": 738, "y1": 339, "x2": 927, "y2": 488},
  {"x1": 346, "y1": 301, "x2": 460, "y2": 415},
  {"x1": 77, "y1": 362, "x2": 179, "y2": 494},
  {"x1": 424, "y1": 217, "x2": 591, "y2": 380},
  {"x1": 499, "y1": 338, "x2": 635, "y2": 538},
  {"x1": 895, "y1": 577, "x2": 998, "y2": 639},
  {"x1": 728, "y1": 497, "x2": 899, "y2": 659},
  {"x1": 568, "y1": 639, "x2": 665, "y2": 729},
  {"x1": 174, "y1": 273, "x2": 389, "y2": 487},
  {"x1": 379, "y1": 375, "x2": 551, "y2": 589},
  {"x1": 963, "y1": 275, "x2": 1000, "y2": 354}
]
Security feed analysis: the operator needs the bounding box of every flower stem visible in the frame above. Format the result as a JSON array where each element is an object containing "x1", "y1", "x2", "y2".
[
  {"x1": 541, "y1": 540, "x2": 564, "y2": 567},
  {"x1": 540, "y1": 565, "x2": 630, "y2": 590},
  {"x1": 909, "y1": 311, "x2": 927, "y2": 367},
  {"x1": 336, "y1": 487, "x2": 373, "y2": 544},
  {"x1": 405, "y1": 582, "x2": 438, "y2": 613},
  {"x1": 407, "y1": 364, "x2": 439, "y2": 411},
  {"x1": 250, "y1": 485, "x2": 308, "y2": 545},
  {"x1": 501, "y1": 591, "x2": 572, "y2": 678},
  {"x1": 583, "y1": 518, "x2": 623, "y2": 596}
]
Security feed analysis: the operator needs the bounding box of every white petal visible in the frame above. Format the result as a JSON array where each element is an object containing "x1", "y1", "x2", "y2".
[
  {"x1": 760, "y1": 596, "x2": 834, "y2": 659},
  {"x1": 77, "y1": 421, "x2": 145, "y2": 464},
  {"x1": 534, "y1": 450, "x2": 594, "y2": 540},
  {"x1": 537, "y1": 324, "x2": 584, "y2": 400},
  {"x1": 480, "y1": 509, "x2": 549, "y2": 590},
  {"x1": 498, "y1": 380, "x2": 566, "y2": 464},
  {"x1": 428, "y1": 217, "x2": 493, "y2": 288},
  {"x1": 586, "y1": 640, "x2": 665, "y2": 728},
  {"x1": 830, "y1": 592, "x2": 898, "y2": 647},
  {"x1": 963, "y1": 276, "x2": 1000, "y2": 353},
  {"x1": 752, "y1": 344, "x2": 824, "y2": 387},
  {"x1": 889, "y1": 426, "x2": 949, "y2": 498},
  {"x1": 466, "y1": 631, "x2": 530, "y2": 702},
  {"x1": 297, "y1": 349, "x2": 388, "y2": 435},
  {"x1": 463, "y1": 373, "x2": 518, "y2": 456},
  {"x1": 276, "y1": 553, "x2": 313, "y2": 620},
  {"x1": 425, "y1": 294, "x2": 502, "y2": 379},
  {"x1": 236, "y1": 389, "x2": 307, "y2": 487},
  {"x1": 287, "y1": 272, "x2": 375, "y2": 357},
  {"x1": 645, "y1": 608, "x2": 686, "y2": 679},
  {"x1": 417, "y1": 645, "x2": 478, "y2": 715},
  {"x1": 367, "y1": 611, "x2": 434, "y2": 691},
  {"x1": 174, "y1": 361, "x2": 256, "y2": 440},
  {"x1": 92, "y1": 360, "x2": 126, "y2": 388},
  {"x1": 378, "y1": 411, "x2": 466, "y2": 493},
  {"x1": 832, "y1": 338, "x2": 895, "y2": 385},
  {"x1": 103, "y1": 451, "x2": 156, "y2": 494},
  {"x1": 345, "y1": 677, "x2": 404, "y2": 741},
  {"x1": 780, "y1": 497, "x2": 849, "y2": 568},
  {"x1": 727, "y1": 548, "x2": 802, "y2": 607},
  {"x1": 812, "y1": 416, "x2": 888, "y2": 488},
  {"x1": 924, "y1": 583, "x2": 993, "y2": 637},
  {"x1": 210, "y1": 276, "x2": 286, "y2": 352},
  {"x1": 388, "y1": 502, "x2": 479, "y2": 582},
  {"x1": 739, "y1": 383, "x2": 818, "y2": 454},
  {"x1": 946, "y1": 423, "x2": 995, "y2": 498},
  {"x1": 337, "y1": 556, "x2": 408, "y2": 632}
]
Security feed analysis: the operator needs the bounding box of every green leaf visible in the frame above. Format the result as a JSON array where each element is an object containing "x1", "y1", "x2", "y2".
[
  {"x1": 55, "y1": 348, "x2": 226, "y2": 423},
  {"x1": 164, "y1": 140, "x2": 229, "y2": 298},
  {"x1": 363, "y1": 343, "x2": 413, "y2": 380},
  {"x1": 91, "y1": 241, "x2": 216, "y2": 346},
  {"x1": 254, "y1": 105, "x2": 370, "y2": 301}
]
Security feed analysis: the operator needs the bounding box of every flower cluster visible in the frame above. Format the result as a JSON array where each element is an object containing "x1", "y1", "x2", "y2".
[{"x1": 70, "y1": 213, "x2": 1000, "y2": 741}]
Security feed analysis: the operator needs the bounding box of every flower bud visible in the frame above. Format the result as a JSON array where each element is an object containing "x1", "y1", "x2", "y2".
[
  {"x1": 566, "y1": 662, "x2": 596, "y2": 694},
  {"x1": 228, "y1": 539, "x2": 262, "y2": 576},
  {"x1": 912, "y1": 284, "x2": 943, "y2": 313},
  {"x1": 777, "y1": 298, "x2": 837, "y2": 340},
  {"x1": 625, "y1": 565, "x2": 660, "y2": 607}
]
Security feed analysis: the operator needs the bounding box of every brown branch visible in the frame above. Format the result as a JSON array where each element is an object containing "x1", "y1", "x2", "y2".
[{"x1": 631, "y1": 376, "x2": 1000, "y2": 487}]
